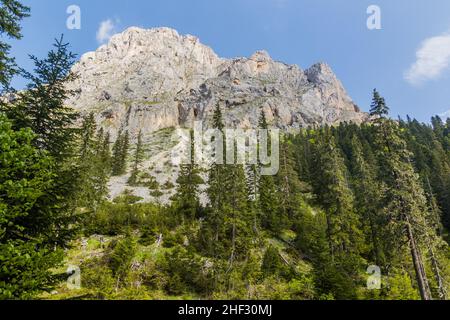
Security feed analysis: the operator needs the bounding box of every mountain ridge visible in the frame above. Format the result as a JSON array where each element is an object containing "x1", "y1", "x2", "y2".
[
  {"x1": 65, "y1": 27, "x2": 369, "y2": 202},
  {"x1": 67, "y1": 26, "x2": 368, "y2": 141}
]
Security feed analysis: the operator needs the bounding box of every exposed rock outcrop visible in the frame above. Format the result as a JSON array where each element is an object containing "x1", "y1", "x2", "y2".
[
  {"x1": 68, "y1": 27, "x2": 367, "y2": 140},
  {"x1": 66, "y1": 27, "x2": 368, "y2": 202}
]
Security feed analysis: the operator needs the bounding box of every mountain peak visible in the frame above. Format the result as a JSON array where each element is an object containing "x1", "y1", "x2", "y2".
[
  {"x1": 69, "y1": 26, "x2": 367, "y2": 138},
  {"x1": 66, "y1": 26, "x2": 367, "y2": 201},
  {"x1": 250, "y1": 50, "x2": 272, "y2": 62},
  {"x1": 305, "y1": 62, "x2": 337, "y2": 83}
]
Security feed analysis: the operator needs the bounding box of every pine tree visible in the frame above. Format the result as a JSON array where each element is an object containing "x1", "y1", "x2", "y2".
[
  {"x1": 309, "y1": 129, "x2": 365, "y2": 298},
  {"x1": 257, "y1": 109, "x2": 281, "y2": 233},
  {"x1": 203, "y1": 105, "x2": 227, "y2": 256},
  {"x1": 76, "y1": 113, "x2": 110, "y2": 211},
  {"x1": 223, "y1": 161, "x2": 252, "y2": 268},
  {"x1": 76, "y1": 112, "x2": 98, "y2": 207},
  {"x1": 122, "y1": 131, "x2": 130, "y2": 170},
  {"x1": 349, "y1": 134, "x2": 384, "y2": 266},
  {"x1": 0, "y1": 0, "x2": 29, "y2": 90},
  {"x1": 79, "y1": 112, "x2": 97, "y2": 160},
  {"x1": 201, "y1": 105, "x2": 253, "y2": 268},
  {"x1": 111, "y1": 131, "x2": 124, "y2": 176},
  {"x1": 369, "y1": 88, "x2": 389, "y2": 119},
  {"x1": 275, "y1": 138, "x2": 308, "y2": 230},
  {"x1": 11, "y1": 36, "x2": 79, "y2": 161},
  {"x1": 314, "y1": 130, "x2": 364, "y2": 260},
  {"x1": 111, "y1": 130, "x2": 130, "y2": 176},
  {"x1": 172, "y1": 130, "x2": 204, "y2": 222},
  {"x1": 371, "y1": 91, "x2": 435, "y2": 300},
  {"x1": 95, "y1": 130, "x2": 112, "y2": 199},
  {"x1": 128, "y1": 130, "x2": 145, "y2": 185},
  {"x1": 0, "y1": 115, "x2": 63, "y2": 299}
]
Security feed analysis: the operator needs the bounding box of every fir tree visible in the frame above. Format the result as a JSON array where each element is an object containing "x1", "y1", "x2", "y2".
[
  {"x1": 111, "y1": 130, "x2": 130, "y2": 176},
  {"x1": 372, "y1": 92, "x2": 435, "y2": 300},
  {"x1": 76, "y1": 113, "x2": 110, "y2": 211},
  {"x1": 128, "y1": 130, "x2": 145, "y2": 185},
  {"x1": 369, "y1": 88, "x2": 389, "y2": 119},
  {"x1": 0, "y1": 0, "x2": 30, "y2": 90},
  {"x1": 12, "y1": 35, "x2": 79, "y2": 161},
  {"x1": 257, "y1": 109, "x2": 281, "y2": 233},
  {"x1": 349, "y1": 134, "x2": 385, "y2": 266},
  {"x1": 203, "y1": 105, "x2": 227, "y2": 256},
  {"x1": 172, "y1": 130, "x2": 204, "y2": 222},
  {"x1": 0, "y1": 115, "x2": 63, "y2": 299}
]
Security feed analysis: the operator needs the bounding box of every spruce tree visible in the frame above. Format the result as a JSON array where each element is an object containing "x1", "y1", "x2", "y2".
[
  {"x1": 128, "y1": 130, "x2": 145, "y2": 185},
  {"x1": 369, "y1": 88, "x2": 389, "y2": 119},
  {"x1": 76, "y1": 113, "x2": 110, "y2": 211},
  {"x1": 76, "y1": 112, "x2": 98, "y2": 207},
  {"x1": 203, "y1": 105, "x2": 227, "y2": 256},
  {"x1": 313, "y1": 130, "x2": 364, "y2": 259},
  {"x1": 275, "y1": 138, "x2": 308, "y2": 230},
  {"x1": 172, "y1": 130, "x2": 204, "y2": 222},
  {"x1": 309, "y1": 129, "x2": 365, "y2": 298},
  {"x1": 0, "y1": 115, "x2": 63, "y2": 299},
  {"x1": 0, "y1": 0, "x2": 29, "y2": 90},
  {"x1": 111, "y1": 130, "x2": 130, "y2": 176},
  {"x1": 349, "y1": 134, "x2": 384, "y2": 266},
  {"x1": 371, "y1": 91, "x2": 435, "y2": 300},
  {"x1": 12, "y1": 36, "x2": 79, "y2": 161},
  {"x1": 223, "y1": 160, "x2": 252, "y2": 267},
  {"x1": 257, "y1": 109, "x2": 281, "y2": 233}
]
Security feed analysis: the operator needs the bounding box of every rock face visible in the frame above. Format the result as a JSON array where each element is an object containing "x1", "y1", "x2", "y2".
[
  {"x1": 67, "y1": 27, "x2": 368, "y2": 202},
  {"x1": 68, "y1": 27, "x2": 367, "y2": 139}
]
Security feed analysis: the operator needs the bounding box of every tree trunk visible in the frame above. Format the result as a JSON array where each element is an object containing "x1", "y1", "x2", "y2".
[{"x1": 406, "y1": 221, "x2": 432, "y2": 300}]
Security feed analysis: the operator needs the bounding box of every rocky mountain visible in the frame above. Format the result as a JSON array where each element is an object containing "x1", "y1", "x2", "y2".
[
  {"x1": 68, "y1": 27, "x2": 367, "y2": 136},
  {"x1": 66, "y1": 27, "x2": 368, "y2": 202}
]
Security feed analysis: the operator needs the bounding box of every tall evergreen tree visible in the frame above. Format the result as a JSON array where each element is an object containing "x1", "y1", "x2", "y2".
[
  {"x1": 172, "y1": 130, "x2": 204, "y2": 222},
  {"x1": 203, "y1": 105, "x2": 227, "y2": 256},
  {"x1": 76, "y1": 113, "x2": 110, "y2": 211},
  {"x1": 9, "y1": 36, "x2": 79, "y2": 161},
  {"x1": 0, "y1": 0, "x2": 29, "y2": 91},
  {"x1": 371, "y1": 91, "x2": 436, "y2": 300},
  {"x1": 275, "y1": 138, "x2": 309, "y2": 230},
  {"x1": 257, "y1": 109, "x2": 281, "y2": 233},
  {"x1": 111, "y1": 130, "x2": 130, "y2": 176},
  {"x1": 309, "y1": 129, "x2": 365, "y2": 298},
  {"x1": 369, "y1": 88, "x2": 389, "y2": 119},
  {"x1": 0, "y1": 115, "x2": 63, "y2": 299},
  {"x1": 349, "y1": 134, "x2": 384, "y2": 266},
  {"x1": 128, "y1": 130, "x2": 145, "y2": 185}
]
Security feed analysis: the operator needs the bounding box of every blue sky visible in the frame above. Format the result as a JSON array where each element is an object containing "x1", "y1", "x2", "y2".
[{"x1": 8, "y1": 0, "x2": 450, "y2": 121}]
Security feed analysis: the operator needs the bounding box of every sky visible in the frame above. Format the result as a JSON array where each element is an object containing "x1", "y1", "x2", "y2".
[{"x1": 7, "y1": 0, "x2": 450, "y2": 122}]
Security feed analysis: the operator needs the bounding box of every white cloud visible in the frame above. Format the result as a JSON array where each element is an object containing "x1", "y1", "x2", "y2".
[
  {"x1": 96, "y1": 19, "x2": 118, "y2": 44},
  {"x1": 405, "y1": 31, "x2": 450, "y2": 86},
  {"x1": 440, "y1": 109, "x2": 450, "y2": 119}
]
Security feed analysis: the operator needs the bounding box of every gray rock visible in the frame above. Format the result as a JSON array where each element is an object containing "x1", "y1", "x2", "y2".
[
  {"x1": 66, "y1": 27, "x2": 368, "y2": 202},
  {"x1": 68, "y1": 27, "x2": 367, "y2": 139}
]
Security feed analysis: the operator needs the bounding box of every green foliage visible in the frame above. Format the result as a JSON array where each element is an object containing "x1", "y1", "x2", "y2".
[
  {"x1": 369, "y1": 88, "x2": 389, "y2": 118},
  {"x1": 128, "y1": 130, "x2": 145, "y2": 185},
  {"x1": 0, "y1": 115, "x2": 64, "y2": 299},
  {"x1": 0, "y1": 0, "x2": 30, "y2": 90},
  {"x1": 111, "y1": 130, "x2": 130, "y2": 176},
  {"x1": 8, "y1": 36, "x2": 79, "y2": 161},
  {"x1": 171, "y1": 130, "x2": 203, "y2": 222},
  {"x1": 109, "y1": 233, "x2": 137, "y2": 283},
  {"x1": 261, "y1": 245, "x2": 285, "y2": 278},
  {"x1": 76, "y1": 113, "x2": 111, "y2": 210}
]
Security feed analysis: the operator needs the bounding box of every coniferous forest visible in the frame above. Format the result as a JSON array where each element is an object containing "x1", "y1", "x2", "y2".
[{"x1": 1, "y1": 0, "x2": 450, "y2": 301}]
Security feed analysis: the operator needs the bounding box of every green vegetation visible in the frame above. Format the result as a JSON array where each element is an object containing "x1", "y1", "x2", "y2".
[{"x1": 0, "y1": 0, "x2": 449, "y2": 301}]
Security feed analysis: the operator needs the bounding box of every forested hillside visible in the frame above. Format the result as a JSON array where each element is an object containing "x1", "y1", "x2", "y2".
[{"x1": 0, "y1": 0, "x2": 449, "y2": 300}]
